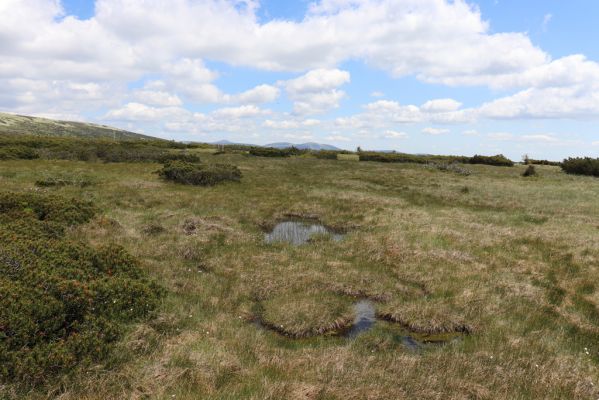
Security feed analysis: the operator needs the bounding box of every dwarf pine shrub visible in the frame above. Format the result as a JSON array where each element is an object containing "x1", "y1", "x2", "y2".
[
  {"x1": 561, "y1": 157, "x2": 599, "y2": 177},
  {"x1": 469, "y1": 154, "x2": 514, "y2": 167},
  {"x1": 0, "y1": 192, "x2": 162, "y2": 383},
  {"x1": 157, "y1": 161, "x2": 242, "y2": 186},
  {"x1": 522, "y1": 165, "x2": 537, "y2": 177}
]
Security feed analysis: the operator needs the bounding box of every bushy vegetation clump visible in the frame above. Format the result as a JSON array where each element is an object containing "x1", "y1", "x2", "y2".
[
  {"x1": 0, "y1": 145, "x2": 39, "y2": 160},
  {"x1": 0, "y1": 134, "x2": 202, "y2": 163},
  {"x1": 313, "y1": 150, "x2": 339, "y2": 160},
  {"x1": 248, "y1": 146, "x2": 304, "y2": 157},
  {"x1": 522, "y1": 165, "x2": 537, "y2": 177},
  {"x1": 359, "y1": 151, "x2": 469, "y2": 164},
  {"x1": 561, "y1": 157, "x2": 599, "y2": 177},
  {"x1": 0, "y1": 192, "x2": 162, "y2": 383},
  {"x1": 157, "y1": 160, "x2": 242, "y2": 186},
  {"x1": 528, "y1": 159, "x2": 561, "y2": 166},
  {"x1": 469, "y1": 154, "x2": 514, "y2": 167}
]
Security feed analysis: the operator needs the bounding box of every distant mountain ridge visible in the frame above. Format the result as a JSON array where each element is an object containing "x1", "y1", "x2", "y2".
[
  {"x1": 0, "y1": 112, "x2": 156, "y2": 140},
  {"x1": 211, "y1": 140, "x2": 341, "y2": 150}
]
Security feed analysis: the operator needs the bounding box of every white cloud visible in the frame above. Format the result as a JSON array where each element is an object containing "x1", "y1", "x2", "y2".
[
  {"x1": 133, "y1": 90, "x2": 182, "y2": 107},
  {"x1": 263, "y1": 119, "x2": 300, "y2": 129},
  {"x1": 422, "y1": 127, "x2": 450, "y2": 135},
  {"x1": 463, "y1": 129, "x2": 479, "y2": 136},
  {"x1": 283, "y1": 69, "x2": 350, "y2": 114},
  {"x1": 234, "y1": 84, "x2": 280, "y2": 104},
  {"x1": 105, "y1": 102, "x2": 190, "y2": 121},
  {"x1": 383, "y1": 130, "x2": 408, "y2": 139},
  {"x1": 487, "y1": 132, "x2": 514, "y2": 140},
  {"x1": 325, "y1": 135, "x2": 351, "y2": 142},
  {"x1": 211, "y1": 105, "x2": 268, "y2": 119},
  {"x1": 521, "y1": 134, "x2": 558, "y2": 143},
  {"x1": 421, "y1": 98, "x2": 462, "y2": 113}
]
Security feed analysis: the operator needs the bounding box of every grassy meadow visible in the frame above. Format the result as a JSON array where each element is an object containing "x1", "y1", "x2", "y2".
[{"x1": 1, "y1": 153, "x2": 599, "y2": 399}]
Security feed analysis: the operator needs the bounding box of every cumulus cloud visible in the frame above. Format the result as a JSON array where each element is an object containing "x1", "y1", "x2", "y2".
[
  {"x1": 422, "y1": 127, "x2": 450, "y2": 135},
  {"x1": 382, "y1": 130, "x2": 409, "y2": 139},
  {"x1": 283, "y1": 69, "x2": 350, "y2": 114},
  {"x1": 421, "y1": 99, "x2": 462, "y2": 113}
]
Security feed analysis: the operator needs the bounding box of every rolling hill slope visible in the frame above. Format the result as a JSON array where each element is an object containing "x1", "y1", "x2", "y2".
[{"x1": 0, "y1": 112, "x2": 157, "y2": 140}]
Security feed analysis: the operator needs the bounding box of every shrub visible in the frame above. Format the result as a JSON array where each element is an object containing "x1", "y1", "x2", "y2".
[
  {"x1": 528, "y1": 159, "x2": 561, "y2": 167},
  {"x1": 469, "y1": 154, "x2": 514, "y2": 167},
  {"x1": 561, "y1": 157, "x2": 599, "y2": 177},
  {"x1": 522, "y1": 165, "x2": 537, "y2": 177},
  {"x1": 359, "y1": 151, "x2": 469, "y2": 164},
  {"x1": 0, "y1": 145, "x2": 39, "y2": 160},
  {"x1": 0, "y1": 192, "x2": 162, "y2": 383},
  {"x1": 313, "y1": 150, "x2": 339, "y2": 160},
  {"x1": 249, "y1": 147, "x2": 303, "y2": 157},
  {"x1": 157, "y1": 161, "x2": 242, "y2": 186}
]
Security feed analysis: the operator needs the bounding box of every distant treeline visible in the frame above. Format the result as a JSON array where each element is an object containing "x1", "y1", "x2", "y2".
[
  {"x1": 247, "y1": 145, "x2": 515, "y2": 167},
  {"x1": 0, "y1": 134, "x2": 209, "y2": 163},
  {"x1": 4, "y1": 134, "x2": 599, "y2": 177}
]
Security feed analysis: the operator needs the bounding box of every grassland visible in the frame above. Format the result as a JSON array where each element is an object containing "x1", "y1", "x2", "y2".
[{"x1": 1, "y1": 153, "x2": 598, "y2": 399}]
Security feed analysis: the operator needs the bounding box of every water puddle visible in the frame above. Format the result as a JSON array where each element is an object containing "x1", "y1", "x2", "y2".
[
  {"x1": 265, "y1": 220, "x2": 344, "y2": 245},
  {"x1": 343, "y1": 300, "x2": 425, "y2": 350},
  {"x1": 344, "y1": 300, "x2": 376, "y2": 338}
]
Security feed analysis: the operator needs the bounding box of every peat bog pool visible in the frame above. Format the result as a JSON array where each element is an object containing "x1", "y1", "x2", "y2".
[
  {"x1": 264, "y1": 220, "x2": 345, "y2": 245},
  {"x1": 259, "y1": 218, "x2": 466, "y2": 350},
  {"x1": 253, "y1": 299, "x2": 464, "y2": 350}
]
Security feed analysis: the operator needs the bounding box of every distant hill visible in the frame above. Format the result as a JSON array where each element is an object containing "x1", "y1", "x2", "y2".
[
  {"x1": 0, "y1": 112, "x2": 157, "y2": 140},
  {"x1": 265, "y1": 142, "x2": 341, "y2": 151},
  {"x1": 211, "y1": 140, "x2": 256, "y2": 146}
]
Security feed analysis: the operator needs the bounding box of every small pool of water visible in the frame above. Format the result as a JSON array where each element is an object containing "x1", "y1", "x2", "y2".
[
  {"x1": 345, "y1": 300, "x2": 376, "y2": 338},
  {"x1": 265, "y1": 220, "x2": 344, "y2": 246}
]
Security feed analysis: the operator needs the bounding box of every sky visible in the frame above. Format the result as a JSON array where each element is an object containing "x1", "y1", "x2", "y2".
[{"x1": 2, "y1": 1, "x2": 599, "y2": 160}]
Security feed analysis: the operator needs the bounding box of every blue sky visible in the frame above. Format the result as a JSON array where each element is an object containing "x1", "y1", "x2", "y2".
[{"x1": 3, "y1": 0, "x2": 599, "y2": 160}]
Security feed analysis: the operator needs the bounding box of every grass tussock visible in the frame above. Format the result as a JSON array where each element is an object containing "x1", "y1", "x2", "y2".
[
  {"x1": 377, "y1": 299, "x2": 474, "y2": 335},
  {"x1": 259, "y1": 292, "x2": 354, "y2": 338}
]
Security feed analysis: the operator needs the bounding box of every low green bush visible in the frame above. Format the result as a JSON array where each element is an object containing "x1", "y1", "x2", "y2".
[
  {"x1": 313, "y1": 150, "x2": 339, "y2": 160},
  {"x1": 359, "y1": 151, "x2": 469, "y2": 164},
  {"x1": 528, "y1": 159, "x2": 561, "y2": 167},
  {"x1": 522, "y1": 165, "x2": 537, "y2": 177},
  {"x1": 561, "y1": 157, "x2": 599, "y2": 177},
  {"x1": 157, "y1": 161, "x2": 242, "y2": 186},
  {"x1": 0, "y1": 192, "x2": 162, "y2": 384},
  {"x1": 248, "y1": 147, "x2": 303, "y2": 157},
  {"x1": 0, "y1": 145, "x2": 39, "y2": 160},
  {"x1": 469, "y1": 154, "x2": 514, "y2": 167}
]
